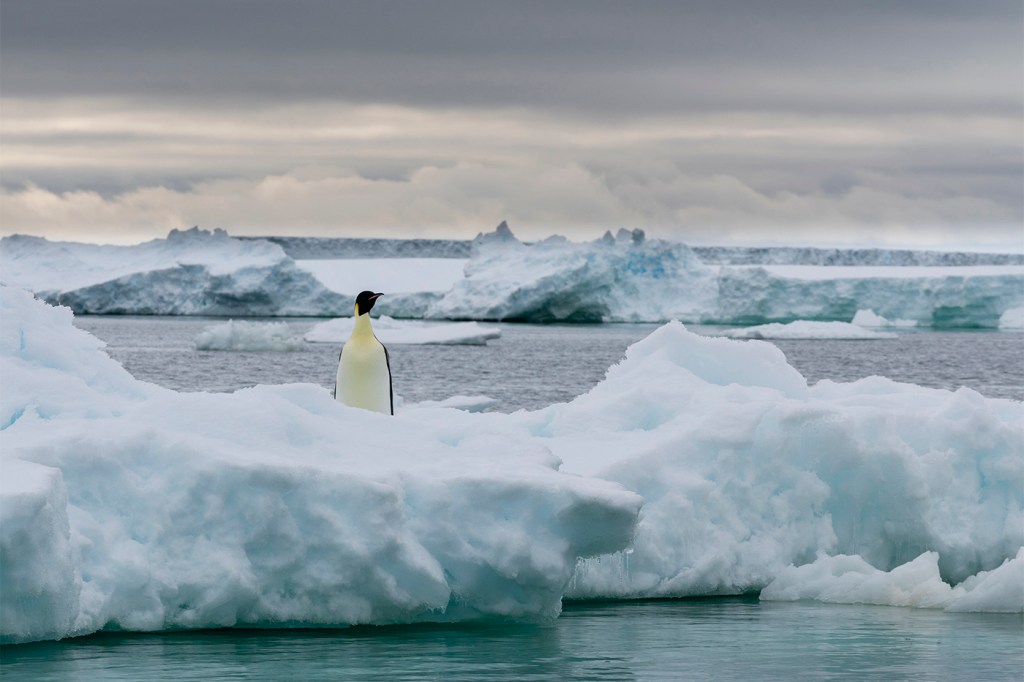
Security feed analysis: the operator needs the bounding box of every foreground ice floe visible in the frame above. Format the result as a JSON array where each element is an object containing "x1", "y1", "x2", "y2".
[
  {"x1": 523, "y1": 322, "x2": 1022, "y2": 602},
  {"x1": 305, "y1": 316, "x2": 500, "y2": 345},
  {"x1": 0, "y1": 287, "x2": 639, "y2": 643},
  {"x1": 195, "y1": 320, "x2": 306, "y2": 351},
  {"x1": 2, "y1": 288, "x2": 1022, "y2": 643},
  {"x1": 3, "y1": 226, "x2": 1022, "y2": 326}
]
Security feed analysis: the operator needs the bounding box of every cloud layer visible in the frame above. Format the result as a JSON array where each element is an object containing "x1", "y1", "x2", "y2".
[{"x1": 1, "y1": 1, "x2": 1021, "y2": 247}]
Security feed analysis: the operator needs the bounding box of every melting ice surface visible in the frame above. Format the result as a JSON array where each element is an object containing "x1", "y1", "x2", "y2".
[
  {"x1": 2, "y1": 226, "x2": 1022, "y2": 326},
  {"x1": 1, "y1": 286, "x2": 1022, "y2": 645}
]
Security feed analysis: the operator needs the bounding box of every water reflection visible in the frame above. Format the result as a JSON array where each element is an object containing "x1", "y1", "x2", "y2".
[{"x1": 4, "y1": 599, "x2": 1021, "y2": 681}]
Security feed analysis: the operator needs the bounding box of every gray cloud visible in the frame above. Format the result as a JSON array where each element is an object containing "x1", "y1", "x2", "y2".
[{"x1": 1, "y1": 1, "x2": 1021, "y2": 247}]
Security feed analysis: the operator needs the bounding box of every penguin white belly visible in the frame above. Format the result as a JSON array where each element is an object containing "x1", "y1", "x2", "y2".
[{"x1": 336, "y1": 335, "x2": 392, "y2": 414}]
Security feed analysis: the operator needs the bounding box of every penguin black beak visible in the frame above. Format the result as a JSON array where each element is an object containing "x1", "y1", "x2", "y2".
[{"x1": 369, "y1": 292, "x2": 383, "y2": 300}]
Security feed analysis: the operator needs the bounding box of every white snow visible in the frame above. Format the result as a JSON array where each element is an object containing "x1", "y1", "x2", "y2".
[
  {"x1": 305, "y1": 316, "x2": 500, "y2": 345},
  {"x1": 761, "y1": 549, "x2": 1024, "y2": 612},
  {"x1": 999, "y1": 307, "x2": 1024, "y2": 330},
  {"x1": 3, "y1": 286, "x2": 1022, "y2": 642},
  {"x1": 720, "y1": 320, "x2": 897, "y2": 340},
  {"x1": 295, "y1": 258, "x2": 468, "y2": 294},
  {"x1": 851, "y1": 309, "x2": 917, "y2": 328},
  {"x1": 195, "y1": 321, "x2": 306, "y2": 351}
]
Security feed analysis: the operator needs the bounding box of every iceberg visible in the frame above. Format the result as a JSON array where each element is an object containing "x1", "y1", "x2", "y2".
[
  {"x1": 3, "y1": 287, "x2": 1022, "y2": 642},
  {"x1": 423, "y1": 226, "x2": 1024, "y2": 327},
  {"x1": 195, "y1": 320, "x2": 307, "y2": 351},
  {"x1": 305, "y1": 316, "x2": 501, "y2": 345},
  {"x1": 0, "y1": 228, "x2": 353, "y2": 317},
  {"x1": 720, "y1": 320, "x2": 897, "y2": 340},
  {"x1": 3, "y1": 226, "x2": 1022, "y2": 326}
]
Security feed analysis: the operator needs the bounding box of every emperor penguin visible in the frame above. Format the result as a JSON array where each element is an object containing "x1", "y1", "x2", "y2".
[{"x1": 334, "y1": 291, "x2": 393, "y2": 415}]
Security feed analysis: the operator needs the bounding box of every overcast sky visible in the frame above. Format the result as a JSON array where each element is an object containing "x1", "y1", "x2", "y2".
[{"x1": 1, "y1": 0, "x2": 1021, "y2": 248}]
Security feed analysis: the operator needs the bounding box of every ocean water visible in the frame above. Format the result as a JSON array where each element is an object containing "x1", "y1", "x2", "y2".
[
  {"x1": 70, "y1": 316, "x2": 1024, "y2": 408},
  {"x1": 3, "y1": 599, "x2": 1022, "y2": 681},
  {"x1": 4, "y1": 317, "x2": 1021, "y2": 680}
]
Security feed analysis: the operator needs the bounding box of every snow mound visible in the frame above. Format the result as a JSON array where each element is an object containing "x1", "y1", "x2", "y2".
[
  {"x1": 761, "y1": 549, "x2": 1024, "y2": 612},
  {"x1": 1, "y1": 286, "x2": 639, "y2": 643},
  {"x1": 851, "y1": 309, "x2": 917, "y2": 328},
  {"x1": 720, "y1": 320, "x2": 897, "y2": 340},
  {"x1": 305, "y1": 316, "x2": 500, "y2": 345},
  {"x1": 195, "y1": 320, "x2": 306, "y2": 351},
  {"x1": 999, "y1": 307, "x2": 1024, "y2": 330}
]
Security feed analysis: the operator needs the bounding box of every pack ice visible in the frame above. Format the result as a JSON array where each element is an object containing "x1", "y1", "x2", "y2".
[{"x1": 3, "y1": 288, "x2": 1022, "y2": 644}]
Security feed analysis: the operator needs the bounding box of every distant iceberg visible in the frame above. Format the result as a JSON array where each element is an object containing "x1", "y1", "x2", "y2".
[
  {"x1": 720, "y1": 320, "x2": 897, "y2": 340},
  {"x1": 195, "y1": 320, "x2": 306, "y2": 351},
  {"x1": 3, "y1": 287, "x2": 1021, "y2": 643},
  {"x1": 420, "y1": 225, "x2": 1024, "y2": 327},
  {"x1": 305, "y1": 316, "x2": 501, "y2": 345},
  {"x1": 2, "y1": 226, "x2": 1021, "y2": 326}
]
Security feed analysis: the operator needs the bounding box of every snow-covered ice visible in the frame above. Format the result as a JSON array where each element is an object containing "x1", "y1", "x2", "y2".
[
  {"x1": 3, "y1": 226, "x2": 1022, "y2": 326},
  {"x1": 195, "y1": 320, "x2": 306, "y2": 351},
  {"x1": 3, "y1": 286, "x2": 1022, "y2": 643},
  {"x1": 720, "y1": 320, "x2": 897, "y2": 340},
  {"x1": 305, "y1": 316, "x2": 500, "y2": 345},
  {"x1": 1, "y1": 287, "x2": 639, "y2": 643}
]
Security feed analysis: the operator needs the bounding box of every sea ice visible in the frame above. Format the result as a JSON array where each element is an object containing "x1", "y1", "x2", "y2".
[
  {"x1": 1, "y1": 287, "x2": 639, "y2": 643},
  {"x1": 305, "y1": 316, "x2": 500, "y2": 345},
  {"x1": 195, "y1": 320, "x2": 306, "y2": 351},
  {"x1": 3, "y1": 287, "x2": 1022, "y2": 644},
  {"x1": 720, "y1": 320, "x2": 897, "y2": 340}
]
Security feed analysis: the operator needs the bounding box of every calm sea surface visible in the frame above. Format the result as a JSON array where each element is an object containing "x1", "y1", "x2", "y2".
[{"x1": 4, "y1": 317, "x2": 1021, "y2": 680}]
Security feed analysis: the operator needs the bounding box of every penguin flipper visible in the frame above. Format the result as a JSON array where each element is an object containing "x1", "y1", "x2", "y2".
[
  {"x1": 383, "y1": 343, "x2": 394, "y2": 415},
  {"x1": 333, "y1": 346, "x2": 343, "y2": 399}
]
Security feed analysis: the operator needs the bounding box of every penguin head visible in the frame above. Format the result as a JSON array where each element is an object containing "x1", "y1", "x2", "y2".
[{"x1": 355, "y1": 290, "x2": 383, "y2": 316}]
